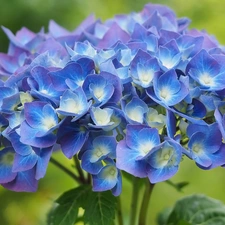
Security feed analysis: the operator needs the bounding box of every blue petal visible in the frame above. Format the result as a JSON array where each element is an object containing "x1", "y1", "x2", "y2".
[
  {"x1": 111, "y1": 170, "x2": 122, "y2": 196},
  {"x1": 5, "y1": 111, "x2": 22, "y2": 129},
  {"x1": 57, "y1": 88, "x2": 90, "y2": 118},
  {"x1": 92, "y1": 165, "x2": 118, "y2": 192},
  {"x1": 186, "y1": 49, "x2": 225, "y2": 90},
  {"x1": 2, "y1": 167, "x2": 38, "y2": 192},
  {"x1": 20, "y1": 121, "x2": 56, "y2": 148},
  {"x1": 49, "y1": 62, "x2": 84, "y2": 91},
  {"x1": 188, "y1": 123, "x2": 222, "y2": 154},
  {"x1": 148, "y1": 165, "x2": 179, "y2": 183},
  {"x1": 124, "y1": 97, "x2": 148, "y2": 124},
  {"x1": 35, "y1": 147, "x2": 53, "y2": 179},
  {"x1": 12, "y1": 151, "x2": 38, "y2": 172},
  {"x1": 58, "y1": 125, "x2": 89, "y2": 159},
  {"x1": 116, "y1": 140, "x2": 148, "y2": 178},
  {"x1": 24, "y1": 102, "x2": 58, "y2": 136},
  {"x1": 89, "y1": 83, "x2": 114, "y2": 106},
  {"x1": 157, "y1": 70, "x2": 181, "y2": 95},
  {"x1": 153, "y1": 70, "x2": 189, "y2": 106},
  {"x1": 0, "y1": 147, "x2": 17, "y2": 183},
  {"x1": 1, "y1": 93, "x2": 20, "y2": 113},
  {"x1": 8, "y1": 131, "x2": 32, "y2": 156},
  {"x1": 126, "y1": 125, "x2": 160, "y2": 157},
  {"x1": 158, "y1": 40, "x2": 181, "y2": 70},
  {"x1": 98, "y1": 23, "x2": 130, "y2": 48},
  {"x1": 188, "y1": 132, "x2": 212, "y2": 167},
  {"x1": 146, "y1": 87, "x2": 206, "y2": 125},
  {"x1": 24, "y1": 101, "x2": 47, "y2": 128},
  {"x1": 215, "y1": 108, "x2": 225, "y2": 140},
  {"x1": 81, "y1": 150, "x2": 103, "y2": 174},
  {"x1": 166, "y1": 109, "x2": 176, "y2": 138}
]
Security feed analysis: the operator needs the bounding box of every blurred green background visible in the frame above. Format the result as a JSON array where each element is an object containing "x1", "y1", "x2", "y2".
[{"x1": 1, "y1": 0, "x2": 225, "y2": 224}]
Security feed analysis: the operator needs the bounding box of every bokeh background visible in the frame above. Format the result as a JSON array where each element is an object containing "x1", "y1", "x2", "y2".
[{"x1": 1, "y1": 0, "x2": 225, "y2": 224}]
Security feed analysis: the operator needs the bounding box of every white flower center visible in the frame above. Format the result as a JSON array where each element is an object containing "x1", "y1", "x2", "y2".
[
  {"x1": 42, "y1": 117, "x2": 57, "y2": 130},
  {"x1": 93, "y1": 108, "x2": 111, "y2": 125},
  {"x1": 64, "y1": 98, "x2": 83, "y2": 114},
  {"x1": 200, "y1": 73, "x2": 214, "y2": 86},
  {"x1": 192, "y1": 143, "x2": 203, "y2": 154},
  {"x1": 127, "y1": 106, "x2": 143, "y2": 123},
  {"x1": 40, "y1": 89, "x2": 48, "y2": 94},
  {"x1": 160, "y1": 87, "x2": 171, "y2": 99},
  {"x1": 139, "y1": 70, "x2": 154, "y2": 84},
  {"x1": 93, "y1": 87, "x2": 104, "y2": 99},
  {"x1": 139, "y1": 142, "x2": 155, "y2": 155}
]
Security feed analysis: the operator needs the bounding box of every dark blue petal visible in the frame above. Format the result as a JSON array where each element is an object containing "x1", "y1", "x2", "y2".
[
  {"x1": 2, "y1": 167, "x2": 38, "y2": 192},
  {"x1": 35, "y1": 147, "x2": 53, "y2": 179},
  {"x1": 58, "y1": 125, "x2": 89, "y2": 159}
]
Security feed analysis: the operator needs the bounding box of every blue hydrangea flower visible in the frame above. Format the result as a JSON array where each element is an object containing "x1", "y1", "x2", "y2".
[
  {"x1": 20, "y1": 102, "x2": 59, "y2": 148},
  {"x1": 122, "y1": 97, "x2": 148, "y2": 124},
  {"x1": 147, "y1": 139, "x2": 183, "y2": 183},
  {"x1": 57, "y1": 118, "x2": 89, "y2": 158},
  {"x1": 186, "y1": 49, "x2": 225, "y2": 91},
  {"x1": 83, "y1": 72, "x2": 122, "y2": 106},
  {"x1": 158, "y1": 40, "x2": 181, "y2": 71},
  {"x1": 49, "y1": 60, "x2": 95, "y2": 91},
  {"x1": 187, "y1": 123, "x2": 225, "y2": 168},
  {"x1": 116, "y1": 125, "x2": 160, "y2": 178},
  {"x1": 1, "y1": 2, "x2": 225, "y2": 194},
  {"x1": 147, "y1": 69, "x2": 188, "y2": 107},
  {"x1": 29, "y1": 66, "x2": 63, "y2": 105},
  {"x1": 57, "y1": 88, "x2": 91, "y2": 121},
  {"x1": 92, "y1": 160, "x2": 122, "y2": 196},
  {"x1": 81, "y1": 135, "x2": 116, "y2": 174}
]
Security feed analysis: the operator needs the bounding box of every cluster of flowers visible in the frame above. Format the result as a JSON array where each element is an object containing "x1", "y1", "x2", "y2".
[{"x1": 0, "y1": 3, "x2": 225, "y2": 196}]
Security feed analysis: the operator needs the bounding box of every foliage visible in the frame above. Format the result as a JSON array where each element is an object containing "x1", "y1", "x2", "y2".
[
  {"x1": 158, "y1": 194, "x2": 225, "y2": 225},
  {"x1": 48, "y1": 185, "x2": 117, "y2": 225}
]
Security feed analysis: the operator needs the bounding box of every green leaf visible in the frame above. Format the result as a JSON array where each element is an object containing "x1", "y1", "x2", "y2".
[
  {"x1": 177, "y1": 220, "x2": 192, "y2": 225},
  {"x1": 167, "y1": 194, "x2": 225, "y2": 225},
  {"x1": 83, "y1": 191, "x2": 117, "y2": 225},
  {"x1": 165, "y1": 180, "x2": 189, "y2": 192},
  {"x1": 48, "y1": 185, "x2": 91, "y2": 225},
  {"x1": 157, "y1": 207, "x2": 173, "y2": 225},
  {"x1": 49, "y1": 202, "x2": 79, "y2": 225}
]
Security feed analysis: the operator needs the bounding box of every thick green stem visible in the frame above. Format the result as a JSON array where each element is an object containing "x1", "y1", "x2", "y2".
[
  {"x1": 50, "y1": 157, "x2": 80, "y2": 183},
  {"x1": 138, "y1": 180, "x2": 155, "y2": 225},
  {"x1": 129, "y1": 177, "x2": 140, "y2": 225},
  {"x1": 117, "y1": 196, "x2": 124, "y2": 225},
  {"x1": 73, "y1": 155, "x2": 86, "y2": 183}
]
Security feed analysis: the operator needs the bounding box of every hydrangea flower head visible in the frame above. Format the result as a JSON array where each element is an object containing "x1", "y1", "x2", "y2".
[{"x1": 0, "y1": 2, "x2": 225, "y2": 195}]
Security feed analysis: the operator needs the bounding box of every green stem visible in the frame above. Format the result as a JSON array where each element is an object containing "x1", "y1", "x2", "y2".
[
  {"x1": 50, "y1": 157, "x2": 80, "y2": 183},
  {"x1": 73, "y1": 155, "x2": 86, "y2": 183},
  {"x1": 129, "y1": 177, "x2": 140, "y2": 225},
  {"x1": 138, "y1": 180, "x2": 155, "y2": 225},
  {"x1": 87, "y1": 173, "x2": 92, "y2": 185},
  {"x1": 117, "y1": 196, "x2": 124, "y2": 225}
]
